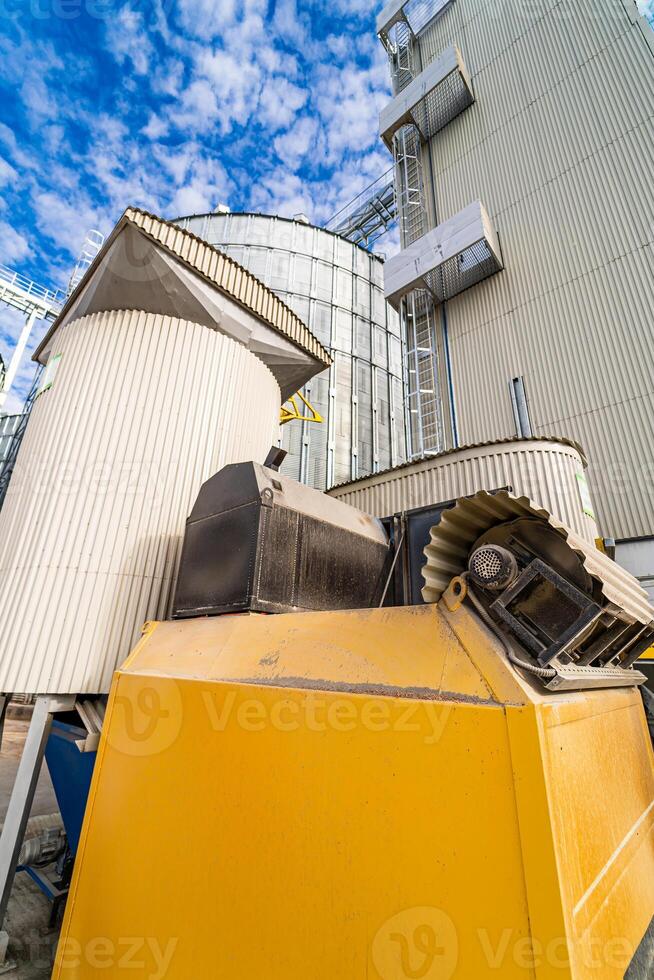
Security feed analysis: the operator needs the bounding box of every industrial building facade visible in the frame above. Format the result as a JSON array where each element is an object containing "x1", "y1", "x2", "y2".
[
  {"x1": 174, "y1": 212, "x2": 407, "y2": 490},
  {"x1": 378, "y1": 0, "x2": 654, "y2": 595}
]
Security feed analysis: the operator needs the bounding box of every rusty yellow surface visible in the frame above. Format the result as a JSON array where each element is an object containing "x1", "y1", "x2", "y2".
[{"x1": 53, "y1": 604, "x2": 654, "y2": 979}]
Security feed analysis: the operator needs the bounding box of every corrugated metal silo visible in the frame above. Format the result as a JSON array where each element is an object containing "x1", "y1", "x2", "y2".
[
  {"x1": 327, "y1": 437, "x2": 598, "y2": 543},
  {"x1": 174, "y1": 211, "x2": 407, "y2": 490},
  {"x1": 0, "y1": 311, "x2": 279, "y2": 694},
  {"x1": 0, "y1": 208, "x2": 331, "y2": 695}
]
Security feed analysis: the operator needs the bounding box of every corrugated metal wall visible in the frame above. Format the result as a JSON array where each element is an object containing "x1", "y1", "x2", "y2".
[
  {"x1": 328, "y1": 438, "x2": 598, "y2": 542},
  {"x1": 174, "y1": 213, "x2": 407, "y2": 490},
  {"x1": 0, "y1": 310, "x2": 280, "y2": 695},
  {"x1": 408, "y1": 0, "x2": 654, "y2": 538}
]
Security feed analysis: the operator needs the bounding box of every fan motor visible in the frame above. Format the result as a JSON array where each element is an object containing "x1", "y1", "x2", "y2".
[{"x1": 468, "y1": 545, "x2": 518, "y2": 591}]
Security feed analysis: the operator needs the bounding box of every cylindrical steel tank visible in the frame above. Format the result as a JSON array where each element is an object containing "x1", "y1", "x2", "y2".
[
  {"x1": 174, "y1": 212, "x2": 407, "y2": 490},
  {"x1": 0, "y1": 310, "x2": 280, "y2": 694},
  {"x1": 327, "y1": 437, "x2": 599, "y2": 542}
]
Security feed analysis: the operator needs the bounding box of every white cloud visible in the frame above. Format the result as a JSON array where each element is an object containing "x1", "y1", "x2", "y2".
[
  {"x1": 259, "y1": 78, "x2": 308, "y2": 131},
  {"x1": 0, "y1": 221, "x2": 32, "y2": 265},
  {"x1": 31, "y1": 191, "x2": 106, "y2": 259},
  {"x1": 272, "y1": 0, "x2": 312, "y2": 49},
  {"x1": 105, "y1": 7, "x2": 154, "y2": 76},
  {"x1": 0, "y1": 157, "x2": 17, "y2": 189},
  {"x1": 175, "y1": 0, "x2": 239, "y2": 38},
  {"x1": 314, "y1": 57, "x2": 390, "y2": 166},
  {"x1": 143, "y1": 114, "x2": 170, "y2": 140},
  {"x1": 168, "y1": 155, "x2": 233, "y2": 217},
  {"x1": 274, "y1": 115, "x2": 319, "y2": 168},
  {"x1": 249, "y1": 167, "x2": 316, "y2": 220},
  {"x1": 170, "y1": 78, "x2": 220, "y2": 132},
  {"x1": 0, "y1": 32, "x2": 69, "y2": 131},
  {"x1": 194, "y1": 48, "x2": 263, "y2": 133}
]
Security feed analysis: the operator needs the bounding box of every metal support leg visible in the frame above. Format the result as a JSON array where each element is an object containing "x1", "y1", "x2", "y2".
[
  {"x1": 0, "y1": 695, "x2": 75, "y2": 931},
  {"x1": 0, "y1": 310, "x2": 38, "y2": 412},
  {"x1": 0, "y1": 698, "x2": 8, "y2": 754}
]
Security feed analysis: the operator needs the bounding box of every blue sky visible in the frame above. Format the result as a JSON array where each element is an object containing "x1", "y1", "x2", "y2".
[
  {"x1": 0, "y1": 0, "x2": 653, "y2": 412},
  {"x1": 0, "y1": 0, "x2": 394, "y2": 411}
]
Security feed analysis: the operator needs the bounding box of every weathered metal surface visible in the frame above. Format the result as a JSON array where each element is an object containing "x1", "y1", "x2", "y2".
[
  {"x1": 173, "y1": 461, "x2": 390, "y2": 617},
  {"x1": 421, "y1": 490, "x2": 654, "y2": 630},
  {"x1": 54, "y1": 601, "x2": 654, "y2": 978},
  {"x1": 328, "y1": 437, "x2": 598, "y2": 543}
]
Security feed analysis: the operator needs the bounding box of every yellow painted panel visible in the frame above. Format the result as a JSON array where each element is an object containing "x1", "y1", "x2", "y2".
[
  {"x1": 125, "y1": 606, "x2": 497, "y2": 706},
  {"x1": 55, "y1": 673, "x2": 531, "y2": 979},
  {"x1": 540, "y1": 689, "x2": 654, "y2": 978},
  {"x1": 53, "y1": 604, "x2": 654, "y2": 979}
]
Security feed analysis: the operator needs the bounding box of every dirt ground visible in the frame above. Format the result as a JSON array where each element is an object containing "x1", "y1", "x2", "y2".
[{"x1": 0, "y1": 716, "x2": 61, "y2": 979}]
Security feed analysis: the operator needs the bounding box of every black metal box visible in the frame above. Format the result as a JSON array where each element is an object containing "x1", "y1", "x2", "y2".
[{"x1": 172, "y1": 462, "x2": 390, "y2": 617}]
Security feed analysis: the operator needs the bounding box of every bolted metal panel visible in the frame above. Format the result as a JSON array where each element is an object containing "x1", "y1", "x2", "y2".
[
  {"x1": 327, "y1": 436, "x2": 599, "y2": 542},
  {"x1": 173, "y1": 212, "x2": 408, "y2": 491},
  {"x1": 0, "y1": 310, "x2": 280, "y2": 695}
]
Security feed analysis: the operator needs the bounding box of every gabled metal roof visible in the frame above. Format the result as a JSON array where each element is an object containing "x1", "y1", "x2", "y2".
[{"x1": 35, "y1": 207, "x2": 331, "y2": 389}]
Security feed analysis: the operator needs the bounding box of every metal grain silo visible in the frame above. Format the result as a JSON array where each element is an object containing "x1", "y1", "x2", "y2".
[
  {"x1": 0, "y1": 208, "x2": 331, "y2": 696},
  {"x1": 173, "y1": 211, "x2": 407, "y2": 490},
  {"x1": 327, "y1": 437, "x2": 598, "y2": 543}
]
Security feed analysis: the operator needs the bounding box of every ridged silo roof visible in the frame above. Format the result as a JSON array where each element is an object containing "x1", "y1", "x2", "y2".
[
  {"x1": 34, "y1": 207, "x2": 332, "y2": 393},
  {"x1": 124, "y1": 208, "x2": 331, "y2": 368}
]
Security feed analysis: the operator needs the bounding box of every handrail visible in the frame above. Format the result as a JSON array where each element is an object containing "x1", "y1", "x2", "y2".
[{"x1": 0, "y1": 265, "x2": 66, "y2": 309}]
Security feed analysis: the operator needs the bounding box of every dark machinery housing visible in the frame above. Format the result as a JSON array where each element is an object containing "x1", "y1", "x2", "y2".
[
  {"x1": 173, "y1": 460, "x2": 390, "y2": 617},
  {"x1": 174, "y1": 459, "x2": 653, "y2": 694}
]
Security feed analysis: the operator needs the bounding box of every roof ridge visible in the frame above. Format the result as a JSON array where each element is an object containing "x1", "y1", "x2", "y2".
[{"x1": 124, "y1": 206, "x2": 331, "y2": 366}]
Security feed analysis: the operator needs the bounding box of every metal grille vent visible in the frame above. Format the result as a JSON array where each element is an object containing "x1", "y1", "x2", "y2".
[
  {"x1": 412, "y1": 67, "x2": 474, "y2": 141},
  {"x1": 469, "y1": 546, "x2": 517, "y2": 591},
  {"x1": 424, "y1": 239, "x2": 501, "y2": 304}
]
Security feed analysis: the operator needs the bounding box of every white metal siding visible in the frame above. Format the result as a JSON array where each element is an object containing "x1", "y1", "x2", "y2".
[
  {"x1": 407, "y1": 0, "x2": 654, "y2": 538},
  {"x1": 0, "y1": 310, "x2": 280, "y2": 695},
  {"x1": 328, "y1": 439, "x2": 598, "y2": 542}
]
